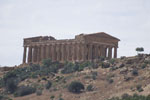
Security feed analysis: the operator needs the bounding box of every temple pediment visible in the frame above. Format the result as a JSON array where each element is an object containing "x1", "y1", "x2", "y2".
[{"x1": 84, "y1": 32, "x2": 120, "y2": 41}]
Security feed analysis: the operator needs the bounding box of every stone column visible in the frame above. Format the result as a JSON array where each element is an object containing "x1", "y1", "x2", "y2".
[
  {"x1": 44, "y1": 45, "x2": 46, "y2": 59},
  {"x1": 79, "y1": 43, "x2": 82, "y2": 61},
  {"x1": 59, "y1": 44, "x2": 62, "y2": 61},
  {"x1": 45, "y1": 45, "x2": 49, "y2": 59},
  {"x1": 99, "y1": 45, "x2": 102, "y2": 57},
  {"x1": 32, "y1": 46, "x2": 38, "y2": 63},
  {"x1": 50, "y1": 44, "x2": 53, "y2": 60},
  {"x1": 69, "y1": 43, "x2": 72, "y2": 61},
  {"x1": 72, "y1": 43, "x2": 76, "y2": 62},
  {"x1": 98, "y1": 46, "x2": 101, "y2": 59},
  {"x1": 59, "y1": 44, "x2": 61, "y2": 61},
  {"x1": 52, "y1": 44, "x2": 56, "y2": 61},
  {"x1": 104, "y1": 46, "x2": 108, "y2": 58},
  {"x1": 32, "y1": 47, "x2": 34, "y2": 63},
  {"x1": 100, "y1": 45, "x2": 106, "y2": 57},
  {"x1": 35, "y1": 46, "x2": 38, "y2": 62},
  {"x1": 81, "y1": 43, "x2": 86, "y2": 61},
  {"x1": 108, "y1": 47, "x2": 112, "y2": 59},
  {"x1": 70, "y1": 43, "x2": 73, "y2": 61},
  {"x1": 48, "y1": 44, "x2": 52, "y2": 60},
  {"x1": 76, "y1": 43, "x2": 80, "y2": 61},
  {"x1": 40, "y1": 45, "x2": 45, "y2": 61},
  {"x1": 114, "y1": 47, "x2": 117, "y2": 58},
  {"x1": 56, "y1": 44, "x2": 61, "y2": 61},
  {"x1": 88, "y1": 44, "x2": 92, "y2": 61},
  {"x1": 61, "y1": 44, "x2": 65, "y2": 62},
  {"x1": 23, "y1": 46, "x2": 27, "y2": 64},
  {"x1": 28, "y1": 46, "x2": 32, "y2": 63},
  {"x1": 66, "y1": 43, "x2": 70, "y2": 61},
  {"x1": 37, "y1": 46, "x2": 41, "y2": 62},
  {"x1": 95, "y1": 44, "x2": 98, "y2": 60}
]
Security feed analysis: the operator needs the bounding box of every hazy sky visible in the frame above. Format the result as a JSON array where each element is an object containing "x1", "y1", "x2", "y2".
[{"x1": 0, "y1": 0, "x2": 150, "y2": 66}]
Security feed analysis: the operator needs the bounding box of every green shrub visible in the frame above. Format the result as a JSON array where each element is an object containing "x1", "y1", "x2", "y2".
[
  {"x1": 101, "y1": 62, "x2": 110, "y2": 68},
  {"x1": 30, "y1": 72, "x2": 38, "y2": 78},
  {"x1": 61, "y1": 61, "x2": 97, "y2": 74},
  {"x1": 41, "y1": 77, "x2": 47, "y2": 81},
  {"x1": 136, "y1": 84, "x2": 143, "y2": 92},
  {"x1": 124, "y1": 76, "x2": 132, "y2": 81},
  {"x1": 48, "y1": 63, "x2": 60, "y2": 73},
  {"x1": 107, "y1": 78, "x2": 114, "y2": 84},
  {"x1": 5, "y1": 78, "x2": 18, "y2": 93},
  {"x1": 68, "y1": 81, "x2": 84, "y2": 93},
  {"x1": 14, "y1": 85, "x2": 36, "y2": 97},
  {"x1": 99, "y1": 56, "x2": 105, "y2": 61},
  {"x1": 61, "y1": 62, "x2": 75, "y2": 74},
  {"x1": 3, "y1": 70, "x2": 17, "y2": 85},
  {"x1": 0, "y1": 78, "x2": 4, "y2": 88},
  {"x1": 132, "y1": 69, "x2": 138, "y2": 76},
  {"x1": 58, "y1": 98, "x2": 64, "y2": 100},
  {"x1": 80, "y1": 61, "x2": 92, "y2": 68},
  {"x1": 110, "y1": 67, "x2": 118, "y2": 71},
  {"x1": 141, "y1": 63, "x2": 147, "y2": 69},
  {"x1": 120, "y1": 56, "x2": 126, "y2": 60},
  {"x1": 36, "y1": 90, "x2": 42, "y2": 96},
  {"x1": 0, "y1": 94, "x2": 3, "y2": 99},
  {"x1": 0, "y1": 94, "x2": 6, "y2": 100},
  {"x1": 55, "y1": 76, "x2": 64, "y2": 82},
  {"x1": 86, "y1": 84, "x2": 94, "y2": 91},
  {"x1": 144, "y1": 60, "x2": 150, "y2": 64},
  {"x1": 91, "y1": 63, "x2": 99, "y2": 69},
  {"x1": 119, "y1": 63, "x2": 125, "y2": 68},
  {"x1": 45, "y1": 81, "x2": 52, "y2": 89},
  {"x1": 91, "y1": 71, "x2": 98, "y2": 80},
  {"x1": 42, "y1": 59, "x2": 52, "y2": 67},
  {"x1": 0, "y1": 94, "x2": 12, "y2": 100},
  {"x1": 109, "y1": 59, "x2": 115, "y2": 64},
  {"x1": 121, "y1": 93, "x2": 130, "y2": 99},
  {"x1": 50, "y1": 95, "x2": 55, "y2": 100}
]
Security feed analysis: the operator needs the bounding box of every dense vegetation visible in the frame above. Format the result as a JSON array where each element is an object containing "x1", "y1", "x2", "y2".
[
  {"x1": 0, "y1": 59, "x2": 61, "y2": 96},
  {"x1": 61, "y1": 61, "x2": 99, "y2": 74}
]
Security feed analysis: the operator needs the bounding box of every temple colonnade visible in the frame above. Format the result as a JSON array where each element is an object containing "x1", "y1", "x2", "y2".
[{"x1": 23, "y1": 42, "x2": 118, "y2": 64}]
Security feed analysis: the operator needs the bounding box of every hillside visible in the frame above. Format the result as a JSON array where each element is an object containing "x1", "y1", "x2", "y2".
[{"x1": 0, "y1": 54, "x2": 150, "y2": 100}]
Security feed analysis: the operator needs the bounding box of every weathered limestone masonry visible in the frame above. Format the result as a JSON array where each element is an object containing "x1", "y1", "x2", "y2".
[{"x1": 22, "y1": 32, "x2": 120, "y2": 64}]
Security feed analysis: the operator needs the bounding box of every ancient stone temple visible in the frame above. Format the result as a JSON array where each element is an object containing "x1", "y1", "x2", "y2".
[{"x1": 22, "y1": 32, "x2": 120, "y2": 64}]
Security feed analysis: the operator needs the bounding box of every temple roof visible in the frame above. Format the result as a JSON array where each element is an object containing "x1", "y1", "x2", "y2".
[{"x1": 83, "y1": 32, "x2": 120, "y2": 41}]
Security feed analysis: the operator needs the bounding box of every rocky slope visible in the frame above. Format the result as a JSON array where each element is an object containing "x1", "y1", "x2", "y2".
[{"x1": 0, "y1": 54, "x2": 150, "y2": 100}]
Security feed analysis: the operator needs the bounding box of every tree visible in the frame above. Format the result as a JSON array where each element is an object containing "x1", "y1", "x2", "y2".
[
  {"x1": 68, "y1": 81, "x2": 84, "y2": 93},
  {"x1": 136, "y1": 47, "x2": 144, "y2": 54}
]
